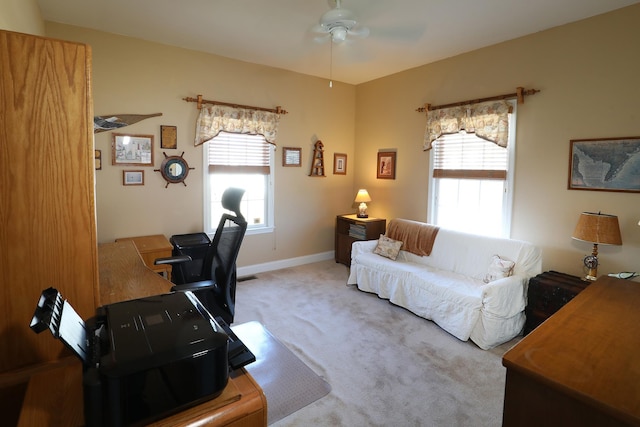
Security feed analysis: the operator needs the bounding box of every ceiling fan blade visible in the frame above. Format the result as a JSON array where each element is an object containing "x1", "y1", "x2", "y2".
[
  {"x1": 369, "y1": 24, "x2": 426, "y2": 42},
  {"x1": 313, "y1": 33, "x2": 331, "y2": 44},
  {"x1": 348, "y1": 25, "x2": 369, "y2": 38},
  {"x1": 311, "y1": 23, "x2": 327, "y2": 34}
]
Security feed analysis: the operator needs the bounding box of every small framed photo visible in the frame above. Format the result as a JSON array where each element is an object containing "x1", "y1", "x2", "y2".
[
  {"x1": 334, "y1": 153, "x2": 347, "y2": 175},
  {"x1": 123, "y1": 170, "x2": 144, "y2": 186},
  {"x1": 112, "y1": 133, "x2": 154, "y2": 166},
  {"x1": 377, "y1": 151, "x2": 396, "y2": 180},
  {"x1": 161, "y1": 125, "x2": 177, "y2": 149},
  {"x1": 282, "y1": 147, "x2": 302, "y2": 167},
  {"x1": 94, "y1": 149, "x2": 102, "y2": 170},
  {"x1": 569, "y1": 136, "x2": 640, "y2": 192}
]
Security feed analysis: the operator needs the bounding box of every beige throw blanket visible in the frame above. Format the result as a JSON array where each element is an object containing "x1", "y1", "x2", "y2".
[{"x1": 386, "y1": 219, "x2": 440, "y2": 256}]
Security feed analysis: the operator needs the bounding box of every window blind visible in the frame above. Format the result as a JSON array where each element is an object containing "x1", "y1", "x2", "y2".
[
  {"x1": 208, "y1": 132, "x2": 270, "y2": 174},
  {"x1": 433, "y1": 132, "x2": 507, "y2": 179}
]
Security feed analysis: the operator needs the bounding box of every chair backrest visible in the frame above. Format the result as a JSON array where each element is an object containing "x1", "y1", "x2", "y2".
[
  {"x1": 203, "y1": 214, "x2": 247, "y2": 282},
  {"x1": 201, "y1": 187, "x2": 247, "y2": 280},
  {"x1": 196, "y1": 213, "x2": 247, "y2": 322}
]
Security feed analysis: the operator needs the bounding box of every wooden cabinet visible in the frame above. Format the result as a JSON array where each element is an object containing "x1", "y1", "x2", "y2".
[
  {"x1": 0, "y1": 30, "x2": 97, "y2": 374},
  {"x1": 524, "y1": 271, "x2": 590, "y2": 335},
  {"x1": 335, "y1": 214, "x2": 386, "y2": 266},
  {"x1": 502, "y1": 275, "x2": 640, "y2": 426},
  {"x1": 116, "y1": 234, "x2": 173, "y2": 280}
]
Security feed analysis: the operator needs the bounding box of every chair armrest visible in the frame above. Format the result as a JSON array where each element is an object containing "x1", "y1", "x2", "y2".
[
  {"x1": 154, "y1": 255, "x2": 192, "y2": 265},
  {"x1": 171, "y1": 280, "x2": 217, "y2": 292}
]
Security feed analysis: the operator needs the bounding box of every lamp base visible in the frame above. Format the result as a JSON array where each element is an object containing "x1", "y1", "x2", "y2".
[
  {"x1": 582, "y1": 250, "x2": 598, "y2": 282},
  {"x1": 357, "y1": 202, "x2": 368, "y2": 218}
]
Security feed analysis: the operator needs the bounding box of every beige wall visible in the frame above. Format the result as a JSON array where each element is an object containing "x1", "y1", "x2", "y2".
[
  {"x1": 45, "y1": 23, "x2": 357, "y2": 268},
  {"x1": 0, "y1": 0, "x2": 44, "y2": 35},
  {"x1": 23, "y1": 3, "x2": 640, "y2": 277},
  {"x1": 355, "y1": 4, "x2": 640, "y2": 277}
]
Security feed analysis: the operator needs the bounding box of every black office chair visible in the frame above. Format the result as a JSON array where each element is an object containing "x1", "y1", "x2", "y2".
[{"x1": 156, "y1": 187, "x2": 247, "y2": 324}]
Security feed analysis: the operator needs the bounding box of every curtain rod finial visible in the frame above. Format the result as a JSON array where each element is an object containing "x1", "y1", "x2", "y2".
[
  {"x1": 516, "y1": 87, "x2": 540, "y2": 104},
  {"x1": 416, "y1": 103, "x2": 430, "y2": 113}
]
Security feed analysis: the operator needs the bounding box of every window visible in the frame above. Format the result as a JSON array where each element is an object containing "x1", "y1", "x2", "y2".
[
  {"x1": 203, "y1": 132, "x2": 274, "y2": 235},
  {"x1": 428, "y1": 103, "x2": 516, "y2": 237}
]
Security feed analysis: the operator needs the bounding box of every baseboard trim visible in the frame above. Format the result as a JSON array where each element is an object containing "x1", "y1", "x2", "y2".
[{"x1": 237, "y1": 251, "x2": 334, "y2": 277}]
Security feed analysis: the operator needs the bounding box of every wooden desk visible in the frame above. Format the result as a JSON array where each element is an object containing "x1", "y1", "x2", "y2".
[
  {"x1": 98, "y1": 240, "x2": 173, "y2": 304},
  {"x1": 17, "y1": 358, "x2": 84, "y2": 427},
  {"x1": 502, "y1": 275, "x2": 640, "y2": 427},
  {"x1": 18, "y1": 361, "x2": 266, "y2": 427},
  {"x1": 116, "y1": 234, "x2": 173, "y2": 280},
  {"x1": 17, "y1": 241, "x2": 267, "y2": 426}
]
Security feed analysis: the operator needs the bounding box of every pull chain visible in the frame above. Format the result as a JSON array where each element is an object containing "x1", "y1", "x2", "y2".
[{"x1": 329, "y1": 40, "x2": 333, "y2": 88}]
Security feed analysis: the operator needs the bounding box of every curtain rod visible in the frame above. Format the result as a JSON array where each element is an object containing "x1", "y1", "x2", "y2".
[
  {"x1": 416, "y1": 87, "x2": 540, "y2": 113},
  {"x1": 183, "y1": 94, "x2": 289, "y2": 115}
]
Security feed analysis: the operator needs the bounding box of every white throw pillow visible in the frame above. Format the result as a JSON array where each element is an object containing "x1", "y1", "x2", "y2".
[
  {"x1": 373, "y1": 234, "x2": 403, "y2": 261},
  {"x1": 484, "y1": 254, "x2": 515, "y2": 283}
]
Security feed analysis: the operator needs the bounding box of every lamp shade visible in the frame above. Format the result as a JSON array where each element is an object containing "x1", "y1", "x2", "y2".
[
  {"x1": 572, "y1": 212, "x2": 622, "y2": 245},
  {"x1": 354, "y1": 189, "x2": 371, "y2": 203}
]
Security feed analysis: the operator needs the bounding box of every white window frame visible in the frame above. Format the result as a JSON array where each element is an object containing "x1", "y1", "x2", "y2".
[
  {"x1": 428, "y1": 101, "x2": 516, "y2": 238},
  {"x1": 203, "y1": 137, "x2": 275, "y2": 237}
]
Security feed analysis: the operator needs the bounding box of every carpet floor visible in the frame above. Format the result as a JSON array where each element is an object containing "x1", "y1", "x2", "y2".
[{"x1": 233, "y1": 260, "x2": 520, "y2": 427}]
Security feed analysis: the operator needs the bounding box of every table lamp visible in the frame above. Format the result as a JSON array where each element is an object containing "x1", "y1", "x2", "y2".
[
  {"x1": 354, "y1": 189, "x2": 371, "y2": 218},
  {"x1": 571, "y1": 211, "x2": 622, "y2": 281}
]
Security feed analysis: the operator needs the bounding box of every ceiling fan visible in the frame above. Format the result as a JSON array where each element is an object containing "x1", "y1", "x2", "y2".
[{"x1": 312, "y1": 0, "x2": 370, "y2": 44}]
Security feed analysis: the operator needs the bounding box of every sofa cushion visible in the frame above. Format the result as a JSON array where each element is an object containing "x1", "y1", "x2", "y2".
[
  {"x1": 483, "y1": 255, "x2": 515, "y2": 283},
  {"x1": 374, "y1": 234, "x2": 403, "y2": 260}
]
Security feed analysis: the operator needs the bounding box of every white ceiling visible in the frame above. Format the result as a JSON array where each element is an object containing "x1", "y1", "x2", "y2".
[{"x1": 38, "y1": 0, "x2": 640, "y2": 85}]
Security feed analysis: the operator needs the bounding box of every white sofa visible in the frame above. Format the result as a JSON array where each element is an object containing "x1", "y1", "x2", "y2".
[{"x1": 347, "y1": 219, "x2": 542, "y2": 349}]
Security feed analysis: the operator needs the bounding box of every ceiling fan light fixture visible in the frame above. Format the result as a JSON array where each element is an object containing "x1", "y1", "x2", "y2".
[
  {"x1": 313, "y1": 0, "x2": 369, "y2": 45},
  {"x1": 331, "y1": 27, "x2": 348, "y2": 43}
]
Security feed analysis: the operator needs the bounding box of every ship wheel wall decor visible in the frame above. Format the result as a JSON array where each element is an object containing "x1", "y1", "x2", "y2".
[
  {"x1": 309, "y1": 140, "x2": 326, "y2": 177},
  {"x1": 155, "y1": 151, "x2": 194, "y2": 188}
]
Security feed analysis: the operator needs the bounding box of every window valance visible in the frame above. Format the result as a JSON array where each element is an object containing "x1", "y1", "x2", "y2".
[
  {"x1": 195, "y1": 104, "x2": 281, "y2": 146},
  {"x1": 423, "y1": 100, "x2": 512, "y2": 150}
]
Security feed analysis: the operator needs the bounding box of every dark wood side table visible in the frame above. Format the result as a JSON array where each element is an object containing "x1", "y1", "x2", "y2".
[
  {"x1": 335, "y1": 214, "x2": 386, "y2": 266},
  {"x1": 524, "y1": 270, "x2": 591, "y2": 335}
]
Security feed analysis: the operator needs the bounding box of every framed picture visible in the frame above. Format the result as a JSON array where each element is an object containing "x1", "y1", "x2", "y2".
[
  {"x1": 334, "y1": 153, "x2": 347, "y2": 175},
  {"x1": 94, "y1": 149, "x2": 102, "y2": 170},
  {"x1": 112, "y1": 133, "x2": 154, "y2": 166},
  {"x1": 123, "y1": 170, "x2": 144, "y2": 186},
  {"x1": 161, "y1": 125, "x2": 177, "y2": 149},
  {"x1": 282, "y1": 147, "x2": 302, "y2": 167},
  {"x1": 568, "y1": 137, "x2": 640, "y2": 192},
  {"x1": 377, "y1": 151, "x2": 396, "y2": 179}
]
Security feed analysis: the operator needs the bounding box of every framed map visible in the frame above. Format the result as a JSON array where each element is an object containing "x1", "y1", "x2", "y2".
[{"x1": 568, "y1": 137, "x2": 640, "y2": 192}]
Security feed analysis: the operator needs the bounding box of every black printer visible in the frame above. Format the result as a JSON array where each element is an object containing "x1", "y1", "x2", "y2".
[{"x1": 30, "y1": 288, "x2": 254, "y2": 427}]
